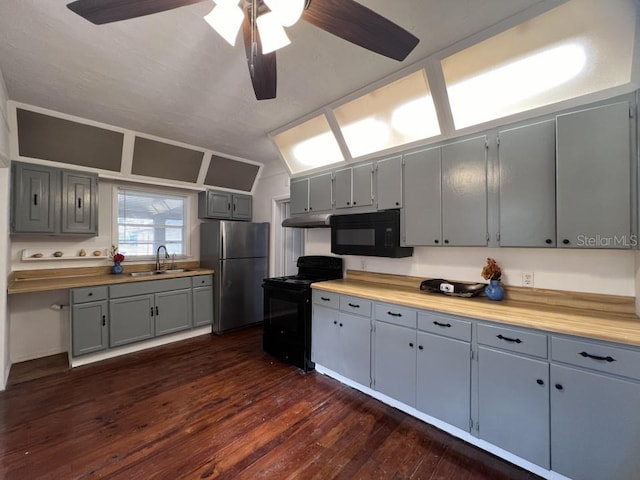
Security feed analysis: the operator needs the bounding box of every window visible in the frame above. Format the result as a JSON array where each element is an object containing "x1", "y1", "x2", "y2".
[
  {"x1": 333, "y1": 70, "x2": 440, "y2": 158},
  {"x1": 117, "y1": 188, "x2": 187, "y2": 258}
]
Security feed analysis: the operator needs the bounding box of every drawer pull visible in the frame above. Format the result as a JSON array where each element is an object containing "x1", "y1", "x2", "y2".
[
  {"x1": 497, "y1": 334, "x2": 522, "y2": 344},
  {"x1": 102, "y1": 315, "x2": 106, "y2": 326},
  {"x1": 348, "y1": 303, "x2": 360, "y2": 308},
  {"x1": 339, "y1": 323, "x2": 343, "y2": 327},
  {"x1": 579, "y1": 351, "x2": 616, "y2": 363},
  {"x1": 555, "y1": 384, "x2": 563, "y2": 391},
  {"x1": 387, "y1": 311, "x2": 402, "y2": 317},
  {"x1": 536, "y1": 379, "x2": 544, "y2": 385},
  {"x1": 418, "y1": 345, "x2": 424, "y2": 350},
  {"x1": 333, "y1": 320, "x2": 337, "y2": 325},
  {"x1": 409, "y1": 342, "x2": 414, "y2": 348},
  {"x1": 433, "y1": 321, "x2": 451, "y2": 328},
  {"x1": 321, "y1": 297, "x2": 331, "y2": 301},
  {"x1": 88, "y1": 292, "x2": 93, "y2": 296}
]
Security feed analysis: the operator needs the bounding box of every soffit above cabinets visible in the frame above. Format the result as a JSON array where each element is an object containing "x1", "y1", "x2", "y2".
[{"x1": 11, "y1": 103, "x2": 262, "y2": 193}]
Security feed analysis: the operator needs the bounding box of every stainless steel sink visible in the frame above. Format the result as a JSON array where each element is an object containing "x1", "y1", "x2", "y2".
[{"x1": 128, "y1": 269, "x2": 193, "y2": 277}]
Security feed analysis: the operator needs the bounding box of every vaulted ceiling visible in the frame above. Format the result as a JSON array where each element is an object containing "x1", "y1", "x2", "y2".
[{"x1": 0, "y1": 1, "x2": 554, "y2": 169}]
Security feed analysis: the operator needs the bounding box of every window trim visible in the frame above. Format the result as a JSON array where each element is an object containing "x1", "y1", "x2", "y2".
[{"x1": 112, "y1": 184, "x2": 190, "y2": 261}]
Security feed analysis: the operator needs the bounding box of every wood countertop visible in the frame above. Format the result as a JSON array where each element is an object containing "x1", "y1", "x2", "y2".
[
  {"x1": 312, "y1": 271, "x2": 640, "y2": 347},
  {"x1": 8, "y1": 262, "x2": 214, "y2": 294}
]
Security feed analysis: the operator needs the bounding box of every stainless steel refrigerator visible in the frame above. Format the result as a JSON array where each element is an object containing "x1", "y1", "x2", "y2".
[{"x1": 200, "y1": 221, "x2": 269, "y2": 333}]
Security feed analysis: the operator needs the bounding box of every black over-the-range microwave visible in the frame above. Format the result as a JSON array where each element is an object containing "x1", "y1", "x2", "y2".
[{"x1": 330, "y1": 210, "x2": 413, "y2": 258}]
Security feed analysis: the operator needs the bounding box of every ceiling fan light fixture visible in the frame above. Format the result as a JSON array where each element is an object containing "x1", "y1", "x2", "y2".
[
  {"x1": 264, "y1": 0, "x2": 305, "y2": 27},
  {"x1": 257, "y1": 12, "x2": 291, "y2": 54},
  {"x1": 204, "y1": 2, "x2": 244, "y2": 46}
]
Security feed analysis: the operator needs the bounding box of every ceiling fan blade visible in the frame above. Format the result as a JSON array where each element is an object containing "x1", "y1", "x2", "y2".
[
  {"x1": 302, "y1": 0, "x2": 419, "y2": 61},
  {"x1": 242, "y1": 9, "x2": 277, "y2": 100},
  {"x1": 67, "y1": 0, "x2": 206, "y2": 25}
]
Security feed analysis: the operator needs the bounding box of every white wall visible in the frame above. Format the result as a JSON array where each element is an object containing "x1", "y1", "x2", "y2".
[
  {"x1": 305, "y1": 230, "x2": 636, "y2": 297},
  {"x1": 8, "y1": 180, "x2": 201, "y2": 363},
  {"x1": 0, "y1": 65, "x2": 10, "y2": 388}
]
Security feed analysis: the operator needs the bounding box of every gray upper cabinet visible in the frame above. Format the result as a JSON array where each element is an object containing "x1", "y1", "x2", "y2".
[
  {"x1": 441, "y1": 136, "x2": 488, "y2": 246},
  {"x1": 308, "y1": 172, "x2": 333, "y2": 213},
  {"x1": 198, "y1": 190, "x2": 252, "y2": 221},
  {"x1": 290, "y1": 177, "x2": 309, "y2": 214},
  {"x1": 376, "y1": 155, "x2": 403, "y2": 210},
  {"x1": 11, "y1": 161, "x2": 98, "y2": 235},
  {"x1": 498, "y1": 121, "x2": 556, "y2": 247},
  {"x1": 12, "y1": 162, "x2": 57, "y2": 233},
  {"x1": 352, "y1": 163, "x2": 374, "y2": 208},
  {"x1": 333, "y1": 167, "x2": 352, "y2": 209},
  {"x1": 556, "y1": 101, "x2": 632, "y2": 248},
  {"x1": 403, "y1": 147, "x2": 442, "y2": 246},
  {"x1": 61, "y1": 171, "x2": 98, "y2": 234}
]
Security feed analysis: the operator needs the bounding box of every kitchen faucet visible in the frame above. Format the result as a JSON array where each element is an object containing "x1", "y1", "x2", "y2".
[{"x1": 156, "y1": 245, "x2": 170, "y2": 271}]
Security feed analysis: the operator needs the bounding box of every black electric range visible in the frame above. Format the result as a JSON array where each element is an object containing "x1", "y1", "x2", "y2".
[{"x1": 262, "y1": 256, "x2": 343, "y2": 371}]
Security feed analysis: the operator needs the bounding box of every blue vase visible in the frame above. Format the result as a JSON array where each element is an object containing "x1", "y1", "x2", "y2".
[
  {"x1": 112, "y1": 262, "x2": 123, "y2": 274},
  {"x1": 485, "y1": 279, "x2": 504, "y2": 301}
]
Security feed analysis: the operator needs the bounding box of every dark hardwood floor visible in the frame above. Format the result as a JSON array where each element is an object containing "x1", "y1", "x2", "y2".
[{"x1": 0, "y1": 327, "x2": 541, "y2": 479}]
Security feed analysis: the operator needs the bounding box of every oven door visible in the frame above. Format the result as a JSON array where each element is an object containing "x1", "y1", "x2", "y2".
[{"x1": 262, "y1": 283, "x2": 313, "y2": 371}]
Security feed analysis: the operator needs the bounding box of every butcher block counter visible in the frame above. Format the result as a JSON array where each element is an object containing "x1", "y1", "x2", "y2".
[
  {"x1": 8, "y1": 261, "x2": 214, "y2": 294},
  {"x1": 312, "y1": 270, "x2": 640, "y2": 347}
]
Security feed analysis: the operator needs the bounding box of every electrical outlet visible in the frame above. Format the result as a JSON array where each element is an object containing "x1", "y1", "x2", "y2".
[
  {"x1": 360, "y1": 259, "x2": 367, "y2": 271},
  {"x1": 522, "y1": 271, "x2": 534, "y2": 288}
]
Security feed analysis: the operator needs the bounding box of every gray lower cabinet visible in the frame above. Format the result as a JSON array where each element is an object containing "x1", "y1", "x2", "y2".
[
  {"x1": 402, "y1": 146, "x2": 442, "y2": 246},
  {"x1": 193, "y1": 286, "x2": 214, "y2": 327},
  {"x1": 498, "y1": 120, "x2": 556, "y2": 247},
  {"x1": 312, "y1": 291, "x2": 371, "y2": 386},
  {"x1": 376, "y1": 155, "x2": 403, "y2": 210},
  {"x1": 373, "y1": 320, "x2": 416, "y2": 406},
  {"x1": 556, "y1": 101, "x2": 632, "y2": 248},
  {"x1": 72, "y1": 300, "x2": 108, "y2": 356},
  {"x1": 155, "y1": 289, "x2": 192, "y2": 336},
  {"x1": 441, "y1": 136, "x2": 488, "y2": 246},
  {"x1": 478, "y1": 347, "x2": 550, "y2": 468},
  {"x1": 416, "y1": 331, "x2": 471, "y2": 431},
  {"x1": 109, "y1": 294, "x2": 155, "y2": 347}
]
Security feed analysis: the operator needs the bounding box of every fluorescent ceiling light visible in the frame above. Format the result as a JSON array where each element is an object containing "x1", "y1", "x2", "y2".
[
  {"x1": 391, "y1": 96, "x2": 440, "y2": 138},
  {"x1": 204, "y1": 1, "x2": 244, "y2": 46},
  {"x1": 292, "y1": 132, "x2": 344, "y2": 167},
  {"x1": 264, "y1": 0, "x2": 305, "y2": 27},
  {"x1": 341, "y1": 118, "x2": 391, "y2": 158},
  {"x1": 257, "y1": 12, "x2": 291, "y2": 54}
]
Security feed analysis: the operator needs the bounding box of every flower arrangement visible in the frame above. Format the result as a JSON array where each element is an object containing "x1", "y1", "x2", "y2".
[
  {"x1": 481, "y1": 257, "x2": 501, "y2": 281},
  {"x1": 111, "y1": 245, "x2": 125, "y2": 263}
]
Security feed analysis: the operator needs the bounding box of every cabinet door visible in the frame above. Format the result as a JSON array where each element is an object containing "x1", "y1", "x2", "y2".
[
  {"x1": 416, "y1": 332, "x2": 470, "y2": 431},
  {"x1": 441, "y1": 136, "x2": 488, "y2": 246},
  {"x1": 311, "y1": 304, "x2": 340, "y2": 371},
  {"x1": 551, "y1": 364, "x2": 640, "y2": 480},
  {"x1": 376, "y1": 155, "x2": 403, "y2": 210},
  {"x1": 193, "y1": 286, "x2": 213, "y2": 327},
  {"x1": 338, "y1": 312, "x2": 371, "y2": 387},
  {"x1": 207, "y1": 191, "x2": 232, "y2": 218},
  {"x1": 61, "y1": 171, "x2": 98, "y2": 234},
  {"x1": 478, "y1": 347, "x2": 550, "y2": 468},
  {"x1": 556, "y1": 102, "x2": 631, "y2": 248},
  {"x1": 109, "y1": 295, "x2": 154, "y2": 347},
  {"x1": 155, "y1": 289, "x2": 192, "y2": 336},
  {"x1": 352, "y1": 163, "x2": 374, "y2": 207},
  {"x1": 232, "y1": 194, "x2": 252, "y2": 220},
  {"x1": 498, "y1": 121, "x2": 556, "y2": 247},
  {"x1": 290, "y1": 178, "x2": 309, "y2": 214},
  {"x1": 12, "y1": 162, "x2": 57, "y2": 233},
  {"x1": 403, "y1": 147, "x2": 442, "y2": 246},
  {"x1": 373, "y1": 321, "x2": 416, "y2": 406},
  {"x1": 308, "y1": 172, "x2": 333, "y2": 212},
  {"x1": 72, "y1": 301, "x2": 108, "y2": 356},
  {"x1": 334, "y1": 168, "x2": 352, "y2": 209}
]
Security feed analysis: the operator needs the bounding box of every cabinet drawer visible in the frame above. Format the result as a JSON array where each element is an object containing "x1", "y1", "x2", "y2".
[
  {"x1": 71, "y1": 286, "x2": 108, "y2": 304},
  {"x1": 313, "y1": 290, "x2": 339, "y2": 308},
  {"x1": 552, "y1": 336, "x2": 640, "y2": 381},
  {"x1": 110, "y1": 278, "x2": 192, "y2": 298},
  {"x1": 191, "y1": 275, "x2": 213, "y2": 287},
  {"x1": 340, "y1": 295, "x2": 372, "y2": 317},
  {"x1": 418, "y1": 311, "x2": 471, "y2": 342},
  {"x1": 478, "y1": 324, "x2": 547, "y2": 358},
  {"x1": 374, "y1": 303, "x2": 417, "y2": 328}
]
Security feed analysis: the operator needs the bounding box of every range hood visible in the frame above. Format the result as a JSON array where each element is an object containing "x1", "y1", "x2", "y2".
[{"x1": 282, "y1": 213, "x2": 332, "y2": 228}]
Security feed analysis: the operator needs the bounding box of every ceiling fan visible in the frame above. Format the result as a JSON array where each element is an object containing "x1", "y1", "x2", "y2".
[{"x1": 66, "y1": 0, "x2": 420, "y2": 100}]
